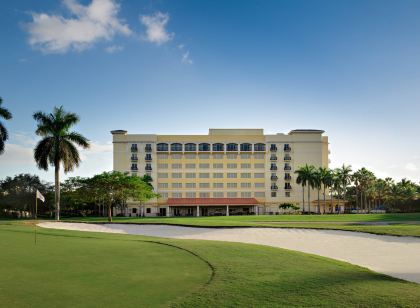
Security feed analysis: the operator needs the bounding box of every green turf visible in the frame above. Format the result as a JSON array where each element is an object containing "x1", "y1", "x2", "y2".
[
  {"x1": 66, "y1": 213, "x2": 420, "y2": 237},
  {"x1": 1, "y1": 222, "x2": 420, "y2": 307}
]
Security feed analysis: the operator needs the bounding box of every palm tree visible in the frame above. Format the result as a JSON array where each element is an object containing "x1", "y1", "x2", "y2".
[
  {"x1": 0, "y1": 97, "x2": 13, "y2": 155},
  {"x1": 295, "y1": 164, "x2": 315, "y2": 214},
  {"x1": 313, "y1": 169, "x2": 322, "y2": 214},
  {"x1": 336, "y1": 164, "x2": 352, "y2": 212},
  {"x1": 33, "y1": 106, "x2": 90, "y2": 220},
  {"x1": 319, "y1": 167, "x2": 331, "y2": 214}
]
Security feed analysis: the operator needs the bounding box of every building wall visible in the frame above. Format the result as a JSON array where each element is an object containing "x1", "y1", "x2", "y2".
[{"x1": 111, "y1": 129, "x2": 329, "y2": 215}]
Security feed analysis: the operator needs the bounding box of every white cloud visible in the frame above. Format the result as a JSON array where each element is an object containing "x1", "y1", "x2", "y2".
[
  {"x1": 139, "y1": 12, "x2": 173, "y2": 45},
  {"x1": 26, "y1": 0, "x2": 131, "y2": 53},
  {"x1": 178, "y1": 43, "x2": 193, "y2": 64},
  {"x1": 405, "y1": 162, "x2": 418, "y2": 172},
  {"x1": 105, "y1": 44, "x2": 123, "y2": 53}
]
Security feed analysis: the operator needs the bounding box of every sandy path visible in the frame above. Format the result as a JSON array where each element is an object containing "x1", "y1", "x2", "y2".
[{"x1": 39, "y1": 222, "x2": 420, "y2": 284}]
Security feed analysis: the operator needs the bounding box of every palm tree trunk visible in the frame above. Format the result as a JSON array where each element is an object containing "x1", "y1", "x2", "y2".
[
  {"x1": 308, "y1": 186, "x2": 311, "y2": 214},
  {"x1": 317, "y1": 189, "x2": 320, "y2": 214},
  {"x1": 330, "y1": 188, "x2": 333, "y2": 213},
  {"x1": 108, "y1": 201, "x2": 112, "y2": 222},
  {"x1": 54, "y1": 163, "x2": 60, "y2": 221},
  {"x1": 323, "y1": 186, "x2": 326, "y2": 214},
  {"x1": 302, "y1": 186, "x2": 305, "y2": 214}
]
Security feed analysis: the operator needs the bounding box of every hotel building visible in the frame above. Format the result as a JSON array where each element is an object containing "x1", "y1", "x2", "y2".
[{"x1": 111, "y1": 129, "x2": 329, "y2": 217}]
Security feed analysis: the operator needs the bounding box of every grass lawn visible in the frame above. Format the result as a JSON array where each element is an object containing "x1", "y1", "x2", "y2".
[
  {"x1": 1, "y1": 221, "x2": 420, "y2": 307},
  {"x1": 66, "y1": 213, "x2": 420, "y2": 237}
]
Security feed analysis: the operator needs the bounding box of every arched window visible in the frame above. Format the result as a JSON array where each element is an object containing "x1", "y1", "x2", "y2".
[
  {"x1": 157, "y1": 143, "x2": 168, "y2": 151},
  {"x1": 240, "y1": 143, "x2": 252, "y2": 151},
  {"x1": 212, "y1": 143, "x2": 224, "y2": 151},
  {"x1": 226, "y1": 143, "x2": 238, "y2": 151},
  {"x1": 199, "y1": 143, "x2": 210, "y2": 151},
  {"x1": 254, "y1": 143, "x2": 266, "y2": 151},
  {"x1": 184, "y1": 143, "x2": 197, "y2": 151},
  {"x1": 171, "y1": 143, "x2": 183, "y2": 151}
]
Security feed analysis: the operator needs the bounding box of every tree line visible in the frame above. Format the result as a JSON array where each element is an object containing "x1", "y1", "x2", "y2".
[{"x1": 295, "y1": 164, "x2": 420, "y2": 213}]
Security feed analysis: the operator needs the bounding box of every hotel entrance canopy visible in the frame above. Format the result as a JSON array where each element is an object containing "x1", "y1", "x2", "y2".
[{"x1": 166, "y1": 198, "x2": 260, "y2": 206}]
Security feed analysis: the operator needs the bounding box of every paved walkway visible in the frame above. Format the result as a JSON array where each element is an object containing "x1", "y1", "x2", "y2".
[{"x1": 39, "y1": 222, "x2": 420, "y2": 284}]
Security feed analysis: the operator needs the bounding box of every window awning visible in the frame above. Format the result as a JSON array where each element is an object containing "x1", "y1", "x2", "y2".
[{"x1": 166, "y1": 198, "x2": 260, "y2": 206}]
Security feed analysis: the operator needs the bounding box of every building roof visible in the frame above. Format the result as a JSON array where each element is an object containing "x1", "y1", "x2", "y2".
[
  {"x1": 166, "y1": 198, "x2": 260, "y2": 206},
  {"x1": 289, "y1": 129, "x2": 325, "y2": 134}
]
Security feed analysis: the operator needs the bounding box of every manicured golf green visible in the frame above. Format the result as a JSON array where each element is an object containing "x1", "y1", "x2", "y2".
[
  {"x1": 67, "y1": 213, "x2": 420, "y2": 237},
  {"x1": 1, "y1": 221, "x2": 420, "y2": 307}
]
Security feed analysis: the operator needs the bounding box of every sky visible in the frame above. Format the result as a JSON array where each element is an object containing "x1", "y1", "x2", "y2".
[{"x1": 0, "y1": 0, "x2": 419, "y2": 183}]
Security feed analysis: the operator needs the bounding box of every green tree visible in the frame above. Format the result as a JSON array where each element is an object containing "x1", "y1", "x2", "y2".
[
  {"x1": 312, "y1": 168, "x2": 323, "y2": 214},
  {"x1": 33, "y1": 106, "x2": 90, "y2": 220},
  {"x1": 295, "y1": 164, "x2": 315, "y2": 214},
  {"x1": 335, "y1": 164, "x2": 352, "y2": 212},
  {"x1": 319, "y1": 167, "x2": 332, "y2": 214},
  {"x1": 0, "y1": 97, "x2": 13, "y2": 155}
]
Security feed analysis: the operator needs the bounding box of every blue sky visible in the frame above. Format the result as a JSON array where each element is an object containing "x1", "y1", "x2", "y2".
[{"x1": 0, "y1": 0, "x2": 419, "y2": 182}]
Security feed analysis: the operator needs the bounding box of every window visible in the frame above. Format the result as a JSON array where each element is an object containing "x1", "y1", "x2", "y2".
[
  {"x1": 158, "y1": 183, "x2": 169, "y2": 188},
  {"x1": 145, "y1": 154, "x2": 152, "y2": 161},
  {"x1": 172, "y1": 154, "x2": 182, "y2": 159},
  {"x1": 254, "y1": 163, "x2": 265, "y2": 169},
  {"x1": 213, "y1": 154, "x2": 224, "y2": 159},
  {"x1": 227, "y1": 183, "x2": 237, "y2": 188},
  {"x1": 199, "y1": 163, "x2": 210, "y2": 169},
  {"x1": 199, "y1": 154, "x2": 210, "y2": 159},
  {"x1": 158, "y1": 173, "x2": 168, "y2": 178},
  {"x1": 270, "y1": 144, "x2": 277, "y2": 151},
  {"x1": 186, "y1": 163, "x2": 196, "y2": 169},
  {"x1": 199, "y1": 183, "x2": 210, "y2": 188},
  {"x1": 171, "y1": 163, "x2": 182, "y2": 169},
  {"x1": 184, "y1": 143, "x2": 196, "y2": 151},
  {"x1": 171, "y1": 143, "x2": 183, "y2": 151},
  {"x1": 199, "y1": 192, "x2": 210, "y2": 198},
  {"x1": 255, "y1": 192, "x2": 265, "y2": 198},
  {"x1": 213, "y1": 192, "x2": 224, "y2": 198},
  {"x1": 186, "y1": 183, "x2": 196, "y2": 188},
  {"x1": 226, "y1": 143, "x2": 238, "y2": 151},
  {"x1": 199, "y1": 143, "x2": 211, "y2": 151},
  {"x1": 212, "y1": 143, "x2": 224, "y2": 151},
  {"x1": 157, "y1": 143, "x2": 168, "y2": 151},
  {"x1": 271, "y1": 192, "x2": 277, "y2": 198},
  {"x1": 146, "y1": 208, "x2": 151, "y2": 213},
  {"x1": 284, "y1": 163, "x2": 291, "y2": 171},
  {"x1": 240, "y1": 143, "x2": 252, "y2": 151},
  {"x1": 255, "y1": 183, "x2": 265, "y2": 188},
  {"x1": 131, "y1": 163, "x2": 138, "y2": 170},
  {"x1": 227, "y1": 173, "x2": 237, "y2": 178},
  {"x1": 254, "y1": 153, "x2": 265, "y2": 159},
  {"x1": 271, "y1": 163, "x2": 278, "y2": 170},
  {"x1": 254, "y1": 143, "x2": 266, "y2": 151},
  {"x1": 213, "y1": 183, "x2": 224, "y2": 188},
  {"x1": 186, "y1": 192, "x2": 196, "y2": 198},
  {"x1": 241, "y1": 192, "x2": 252, "y2": 198},
  {"x1": 240, "y1": 153, "x2": 251, "y2": 159},
  {"x1": 186, "y1": 173, "x2": 196, "y2": 178},
  {"x1": 227, "y1": 154, "x2": 237, "y2": 159},
  {"x1": 199, "y1": 173, "x2": 210, "y2": 178},
  {"x1": 132, "y1": 208, "x2": 137, "y2": 214},
  {"x1": 157, "y1": 153, "x2": 168, "y2": 159},
  {"x1": 285, "y1": 191, "x2": 291, "y2": 197},
  {"x1": 185, "y1": 154, "x2": 196, "y2": 159},
  {"x1": 241, "y1": 163, "x2": 251, "y2": 169},
  {"x1": 172, "y1": 192, "x2": 182, "y2": 198},
  {"x1": 145, "y1": 163, "x2": 152, "y2": 171},
  {"x1": 160, "y1": 193, "x2": 168, "y2": 198},
  {"x1": 241, "y1": 183, "x2": 251, "y2": 188},
  {"x1": 213, "y1": 163, "x2": 223, "y2": 169},
  {"x1": 227, "y1": 192, "x2": 238, "y2": 198},
  {"x1": 172, "y1": 183, "x2": 182, "y2": 188},
  {"x1": 227, "y1": 163, "x2": 237, "y2": 169},
  {"x1": 241, "y1": 173, "x2": 251, "y2": 178},
  {"x1": 213, "y1": 173, "x2": 223, "y2": 178},
  {"x1": 172, "y1": 173, "x2": 182, "y2": 178}
]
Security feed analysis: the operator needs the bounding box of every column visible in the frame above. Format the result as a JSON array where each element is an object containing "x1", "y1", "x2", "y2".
[
  {"x1": 226, "y1": 205, "x2": 229, "y2": 216},
  {"x1": 197, "y1": 205, "x2": 200, "y2": 217}
]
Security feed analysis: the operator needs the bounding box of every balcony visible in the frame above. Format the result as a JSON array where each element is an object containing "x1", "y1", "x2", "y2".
[
  {"x1": 130, "y1": 147, "x2": 138, "y2": 152},
  {"x1": 271, "y1": 185, "x2": 279, "y2": 190},
  {"x1": 145, "y1": 146, "x2": 152, "y2": 152},
  {"x1": 284, "y1": 185, "x2": 292, "y2": 190},
  {"x1": 284, "y1": 146, "x2": 291, "y2": 152},
  {"x1": 284, "y1": 166, "x2": 292, "y2": 171},
  {"x1": 271, "y1": 175, "x2": 278, "y2": 181},
  {"x1": 145, "y1": 155, "x2": 152, "y2": 161},
  {"x1": 284, "y1": 175, "x2": 292, "y2": 181},
  {"x1": 145, "y1": 166, "x2": 152, "y2": 171},
  {"x1": 270, "y1": 156, "x2": 277, "y2": 161},
  {"x1": 131, "y1": 156, "x2": 138, "y2": 161},
  {"x1": 270, "y1": 145, "x2": 277, "y2": 152},
  {"x1": 284, "y1": 156, "x2": 291, "y2": 161},
  {"x1": 130, "y1": 167, "x2": 138, "y2": 171},
  {"x1": 270, "y1": 166, "x2": 278, "y2": 171}
]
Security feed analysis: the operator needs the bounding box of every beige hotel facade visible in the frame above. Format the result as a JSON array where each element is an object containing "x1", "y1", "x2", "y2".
[{"x1": 111, "y1": 129, "x2": 329, "y2": 217}]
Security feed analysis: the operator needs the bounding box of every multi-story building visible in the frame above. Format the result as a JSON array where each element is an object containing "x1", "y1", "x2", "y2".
[{"x1": 111, "y1": 128, "x2": 329, "y2": 217}]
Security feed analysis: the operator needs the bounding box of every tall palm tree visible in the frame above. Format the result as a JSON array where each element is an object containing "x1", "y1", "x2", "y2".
[
  {"x1": 336, "y1": 164, "x2": 352, "y2": 212},
  {"x1": 319, "y1": 167, "x2": 331, "y2": 214},
  {"x1": 33, "y1": 106, "x2": 90, "y2": 220},
  {"x1": 295, "y1": 164, "x2": 315, "y2": 214},
  {"x1": 313, "y1": 168, "x2": 322, "y2": 214},
  {"x1": 0, "y1": 97, "x2": 13, "y2": 155}
]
